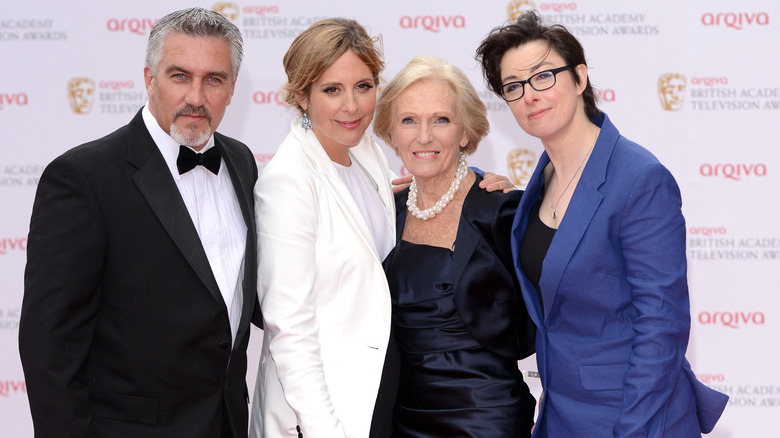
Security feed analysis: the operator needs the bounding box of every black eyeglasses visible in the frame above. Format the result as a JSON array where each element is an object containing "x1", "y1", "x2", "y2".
[{"x1": 500, "y1": 65, "x2": 572, "y2": 102}]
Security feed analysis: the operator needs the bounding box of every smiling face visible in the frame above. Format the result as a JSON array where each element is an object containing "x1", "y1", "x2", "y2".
[
  {"x1": 296, "y1": 50, "x2": 377, "y2": 164},
  {"x1": 500, "y1": 39, "x2": 587, "y2": 144},
  {"x1": 144, "y1": 33, "x2": 236, "y2": 150},
  {"x1": 389, "y1": 78, "x2": 468, "y2": 186}
]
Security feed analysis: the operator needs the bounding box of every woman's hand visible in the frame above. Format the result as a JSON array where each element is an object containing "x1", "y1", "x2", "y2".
[
  {"x1": 481, "y1": 171, "x2": 518, "y2": 193},
  {"x1": 391, "y1": 174, "x2": 413, "y2": 193}
]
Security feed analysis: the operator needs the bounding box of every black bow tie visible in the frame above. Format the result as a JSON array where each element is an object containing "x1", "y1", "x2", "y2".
[{"x1": 177, "y1": 145, "x2": 221, "y2": 175}]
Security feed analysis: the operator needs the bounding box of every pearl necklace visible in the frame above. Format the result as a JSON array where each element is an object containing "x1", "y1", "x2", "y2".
[{"x1": 407, "y1": 153, "x2": 468, "y2": 221}]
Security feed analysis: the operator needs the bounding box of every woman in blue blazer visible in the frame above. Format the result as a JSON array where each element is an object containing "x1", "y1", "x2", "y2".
[{"x1": 475, "y1": 11, "x2": 728, "y2": 437}]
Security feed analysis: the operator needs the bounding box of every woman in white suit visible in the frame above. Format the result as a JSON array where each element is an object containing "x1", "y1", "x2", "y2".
[
  {"x1": 250, "y1": 19, "x2": 512, "y2": 438},
  {"x1": 250, "y1": 18, "x2": 397, "y2": 438}
]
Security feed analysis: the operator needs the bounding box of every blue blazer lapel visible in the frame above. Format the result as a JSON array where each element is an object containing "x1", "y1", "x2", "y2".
[
  {"x1": 539, "y1": 120, "x2": 618, "y2": 321},
  {"x1": 127, "y1": 114, "x2": 224, "y2": 308},
  {"x1": 512, "y1": 152, "x2": 548, "y2": 327}
]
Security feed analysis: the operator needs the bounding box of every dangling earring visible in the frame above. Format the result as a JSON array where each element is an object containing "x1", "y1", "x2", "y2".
[{"x1": 301, "y1": 112, "x2": 312, "y2": 132}]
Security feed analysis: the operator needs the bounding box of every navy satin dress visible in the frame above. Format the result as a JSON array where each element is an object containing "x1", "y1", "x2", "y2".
[{"x1": 385, "y1": 240, "x2": 533, "y2": 437}]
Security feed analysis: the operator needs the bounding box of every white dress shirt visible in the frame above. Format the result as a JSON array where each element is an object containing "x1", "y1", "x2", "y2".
[{"x1": 142, "y1": 104, "x2": 246, "y2": 345}]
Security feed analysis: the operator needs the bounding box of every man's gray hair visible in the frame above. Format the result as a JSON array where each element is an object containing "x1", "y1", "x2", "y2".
[{"x1": 145, "y1": 7, "x2": 243, "y2": 80}]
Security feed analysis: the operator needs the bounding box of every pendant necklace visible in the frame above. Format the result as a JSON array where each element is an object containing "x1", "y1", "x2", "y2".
[{"x1": 550, "y1": 142, "x2": 595, "y2": 220}]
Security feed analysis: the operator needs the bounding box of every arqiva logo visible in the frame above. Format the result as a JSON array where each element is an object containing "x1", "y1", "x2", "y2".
[
  {"x1": 701, "y1": 12, "x2": 769, "y2": 29},
  {"x1": 700, "y1": 163, "x2": 767, "y2": 180},
  {"x1": 99, "y1": 80, "x2": 134, "y2": 91},
  {"x1": 106, "y1": 18, "x2": 158, "y2": 35},
  {"x1": 597, "y1": 88, "x2": 616, "y2": 103},
  {"x1": 688, "y1": 226, "x2": 727, "y2": 236},
  {"x1": 696, "y1": 373, "x2": 726, "y2": 384},
  {"x1": 0, "y1": 380, "x2": 26, "y2": 397},
  {"x1": 539, "y1": 2, "x2": 577, "y2": 12},
  {"x1": 242, "y1": 5, "x2": 280, "y2": 15},
  {"x1": 0, "y1": 92, "x2": 29, "y2": 110},
  {"x1": 698, "y1": 311, "x2": 765, "y2": 329},
  {"x1": 254, "y1": 153, "x2": 274, "y2": 169},
  {"x1": 0, "y1": 237, "x2": 27, "y2": 255},
  {"x1": 399, "y1": 15, "x2": 466, "y2": 32},
  {"x1": 690, "y1": 76, "x2": 728, "y2": 86},
  {"x1": 253, "y1": 90, "x2": 285, "y2": 105}
]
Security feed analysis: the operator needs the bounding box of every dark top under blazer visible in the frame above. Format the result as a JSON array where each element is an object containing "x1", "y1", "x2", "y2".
[
  {"x1": 19, "y1": 109, "x2": 259, "y2": 438},
  {"x1": 392, "y1": 174, "x2": 535, "y2": 360}
]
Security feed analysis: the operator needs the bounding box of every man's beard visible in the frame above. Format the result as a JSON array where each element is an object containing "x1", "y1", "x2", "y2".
[{"x1": 170, "y1": 105, "x2": 213, "y2": 147}]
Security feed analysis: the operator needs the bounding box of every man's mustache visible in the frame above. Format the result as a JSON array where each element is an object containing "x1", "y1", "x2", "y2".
[{"x1": 173, "y1": 105, "x2": 212, "y2": 122}]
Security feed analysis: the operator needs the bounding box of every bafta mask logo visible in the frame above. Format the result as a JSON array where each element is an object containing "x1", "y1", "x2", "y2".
[
  {"x1": 67, "y1": 77, "x2": 96, "y2": 114},
  {"x1": 213, "y1": 2, "x2": 240, "y2": 21},
  {"x1": 508, "y1": 0, "x2": 537, "y2": 21},
  {"x1": 658, "y1": 73, "x2": 687, "y2": 111},
  {"x1": 508, "y1": 148, "x2": 537, "y2": 188}
]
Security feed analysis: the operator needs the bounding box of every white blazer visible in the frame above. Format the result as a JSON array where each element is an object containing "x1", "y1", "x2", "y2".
[{"x1": 250, "y1": 118, "x2": 396, "y2": 438}]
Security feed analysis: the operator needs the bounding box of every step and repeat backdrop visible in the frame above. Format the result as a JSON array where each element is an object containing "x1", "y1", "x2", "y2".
[{"x1": 1, "y1": 0, "x2": 777, "y2": 436}]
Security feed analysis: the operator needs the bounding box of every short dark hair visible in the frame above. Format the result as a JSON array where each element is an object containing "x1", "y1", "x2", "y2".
[{"x1": 475, "y1": 10, "x2": 600, "y2": 120}]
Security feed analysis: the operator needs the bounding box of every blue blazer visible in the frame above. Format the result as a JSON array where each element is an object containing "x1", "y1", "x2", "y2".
[{"x1": 511, "y1": 114, "x2": 727, "y2": 437}]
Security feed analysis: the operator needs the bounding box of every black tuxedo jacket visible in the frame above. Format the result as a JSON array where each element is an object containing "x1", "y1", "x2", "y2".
[{"x1": 19, "y1": 109, "x2": 258, "y2": 438}]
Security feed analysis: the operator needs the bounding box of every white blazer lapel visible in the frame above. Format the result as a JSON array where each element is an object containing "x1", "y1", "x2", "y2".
[{"x1": 293, "y1": 121, "x2": 389, "y2": 259}]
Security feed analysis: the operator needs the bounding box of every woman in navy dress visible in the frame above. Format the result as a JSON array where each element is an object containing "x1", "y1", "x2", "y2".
[{"x1": 373, "y1": 56, "x2": 536, "y2": 437}]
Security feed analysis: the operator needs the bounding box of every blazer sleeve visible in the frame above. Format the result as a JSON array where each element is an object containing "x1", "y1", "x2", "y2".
[
  {"x1": 19, "y1": 155, "x2": 106, "y2": 437},
  {"x1": 457, "y1": 187, "x2": 535, "y2": 360},
  {"x1": 612, "y1": 162, "x2": 691, "y2": 437},
  {"x1": 254, "y1": 165, "x2": 347, "y2": 437}
]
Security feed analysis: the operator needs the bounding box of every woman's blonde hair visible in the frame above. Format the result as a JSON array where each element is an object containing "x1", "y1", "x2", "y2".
[
  {"x1": 374, "y1": 56, "x2": 489, "y2": 155},
  {"x1": 282, "y1": 18, "x2": 384, "y2": 113}
]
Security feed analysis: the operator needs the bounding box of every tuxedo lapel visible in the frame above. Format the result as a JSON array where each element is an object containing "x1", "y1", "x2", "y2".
[
  {"x1": 126, "y1": 113, "x2": 223, "y2": 307},
  {"x1": 217, "y1": 134, "x2": 254, "y2": 232}
]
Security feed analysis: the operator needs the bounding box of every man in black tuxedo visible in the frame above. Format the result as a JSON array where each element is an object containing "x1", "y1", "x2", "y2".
[{"x1": 19, "y1": 8, "x2": 259, "y2": 437}]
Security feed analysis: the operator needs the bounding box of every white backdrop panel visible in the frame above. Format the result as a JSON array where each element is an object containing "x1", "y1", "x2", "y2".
[{"x1": 1, "y1": 1, "x2": 777, "y2": 436}]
